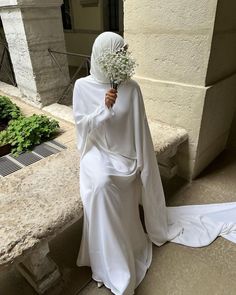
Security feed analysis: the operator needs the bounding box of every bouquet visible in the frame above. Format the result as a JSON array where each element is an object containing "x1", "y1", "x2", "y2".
[{"x1": 96, "y1": 46, "x2": 137, "y2": 90}]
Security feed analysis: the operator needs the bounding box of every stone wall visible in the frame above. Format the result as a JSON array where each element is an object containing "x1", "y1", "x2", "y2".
[
  {"x1": 124, "y1": 0, "x2": 236, "y2": 179},
  {"x1": 0, "y1": 0, "x2": 70, "y2": 107},
  {"x1": 194, "y1": 0, "x2": 236, "y2": 175}
]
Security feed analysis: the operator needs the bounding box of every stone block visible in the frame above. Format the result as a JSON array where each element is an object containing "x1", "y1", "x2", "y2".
[
  {"x1": 207, "y1": 32, "x2": 236, "y2": 85},
  {"x1": 197, "y1": 74, "x2": 236, "y2": 154},
  {"x1": 124, "y1": 0, "x2": 217, "y2": 32},
  {"x1": 124, "y1": 0, "x2": 218, "y2": 85},
  {"x1": 193, "y1": 131, "x2": 229, "y2": 178},
  {"x1": 193, "y1": 74, "x2": 236, "y2": 177},
  {"x1": 133, "y1": 76, "x2": 207, "y2": 178},
  {"x1": 0, "y1": 1, "x2": 70, "y2": 106},
  {"x1": 125, "y1": 32, "x2": 211, "y2": 86},
  {"x1": 134, "y1": 76, "x2": 205, "y2": 146}
]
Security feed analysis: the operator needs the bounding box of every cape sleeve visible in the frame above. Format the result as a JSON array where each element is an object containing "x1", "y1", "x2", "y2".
[
  {"x1": 72, "y1": 80, "x2": 113, "y2": 158},
  {"x1": 133, "y1": 83, "x2": 169, "y2": 246}
]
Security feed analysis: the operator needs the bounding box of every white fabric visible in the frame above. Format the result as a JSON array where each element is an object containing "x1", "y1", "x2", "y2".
[{"x1": 72, "y1": 32, "x2": 236, "y2": 295}]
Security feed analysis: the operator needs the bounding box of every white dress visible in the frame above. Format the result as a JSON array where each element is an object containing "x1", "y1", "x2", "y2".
[{"x1": 72, "y1": 75, "x2": 236, "y2": 295}]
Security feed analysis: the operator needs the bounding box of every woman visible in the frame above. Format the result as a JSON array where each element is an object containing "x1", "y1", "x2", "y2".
[{"x1": 73, "y1": 32, "x2": 236, "y2": 295}]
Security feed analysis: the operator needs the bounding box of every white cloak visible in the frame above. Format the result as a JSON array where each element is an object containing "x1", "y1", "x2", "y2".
[{"x1": 72, "y1": 75, "x2": 236, "y2": 295}]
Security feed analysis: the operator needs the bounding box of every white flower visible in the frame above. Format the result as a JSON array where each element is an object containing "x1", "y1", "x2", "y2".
[{"x1": 96, "y1": 48, "x2": 138, "y2": 89}]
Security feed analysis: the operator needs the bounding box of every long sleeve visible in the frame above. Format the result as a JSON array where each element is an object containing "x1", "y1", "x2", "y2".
[
  {"x1": 72, "y1": 80, "x2": 113, "y2": 158},
  {"x1": 133, "y1": 84, "x2": 169, "y2": 246}
]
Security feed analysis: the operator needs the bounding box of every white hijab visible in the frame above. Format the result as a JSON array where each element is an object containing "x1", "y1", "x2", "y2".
[{"x1": 90, "y1": 31, "x2": 125, "y2": 83}]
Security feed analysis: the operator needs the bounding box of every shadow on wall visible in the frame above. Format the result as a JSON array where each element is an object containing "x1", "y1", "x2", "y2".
[
  {"x1": 206, "y1": 0, "x2": 236, "y2": 85},
  {"x1": 0, "y1": 17, "x2": 16, "y2": 86},
  {"x1": 205, "y1": 0, "x2": 236, "y2": 149}
]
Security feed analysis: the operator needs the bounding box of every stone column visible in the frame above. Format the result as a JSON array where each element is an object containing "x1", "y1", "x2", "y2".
[
  {"x1": 0, "y1": 0, "x2": 70, "y2": 107},
  {"x1": 16, "y1": 241, "x2": 60, "y2": 294},
  {"x1": 124, "y1": 0, "x2": 236, "y2": 179}
]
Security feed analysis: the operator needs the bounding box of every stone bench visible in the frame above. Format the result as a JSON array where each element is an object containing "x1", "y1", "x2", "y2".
[
  {"x1": 148, "y1": 120, "x2": 188, "y2": 178},
  {"x1": 0, "y1": 120, "x2": 187, "y2": 294}
]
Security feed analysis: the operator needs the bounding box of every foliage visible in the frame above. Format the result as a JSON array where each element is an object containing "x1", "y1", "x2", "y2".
[
  {"x1": 0, "y1": 114, "x2": 60, "y2": 156},
  {"x1": 0, "y1": 95, "x2": 23, "y2": 121}
]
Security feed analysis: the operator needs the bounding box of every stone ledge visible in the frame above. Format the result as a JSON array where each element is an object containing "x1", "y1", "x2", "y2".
[
  {"x1": 42, "y1": 103, "x2": 188, "y2": 156},
  {"x1": 148, "y1": 119, "x2": 188, "y2": 156},
  {"x1": 0, "y1": 147, "x2": 83, "y2": 270},
  {"x1": 148, "y1": 119, "x2": 188, "y2": 178}
]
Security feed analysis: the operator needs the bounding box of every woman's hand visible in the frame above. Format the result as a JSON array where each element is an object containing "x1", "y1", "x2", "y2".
[{"x1": 105, "y1": 89, "x2": 117, "y2": 109}]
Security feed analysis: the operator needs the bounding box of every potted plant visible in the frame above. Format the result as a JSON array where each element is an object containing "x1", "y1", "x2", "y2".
[{"x1": 0, "y1": 114, "x2": 60, "y2": 157}]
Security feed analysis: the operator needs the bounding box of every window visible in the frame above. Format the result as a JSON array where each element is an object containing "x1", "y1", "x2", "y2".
[{"x1": 61, "y1": 0, "x2": 72, "y2": 30}]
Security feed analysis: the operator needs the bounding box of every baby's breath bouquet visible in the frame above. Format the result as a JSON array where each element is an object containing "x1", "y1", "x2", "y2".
[{"x1": 96, "y1": 47, "x2": 137, "y2": 90}]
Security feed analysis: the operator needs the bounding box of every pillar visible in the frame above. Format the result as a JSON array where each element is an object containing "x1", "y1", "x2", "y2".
[
  {"x1": 124, "y1": 0, "x2": 236, "y2": 179},
  {"x1": 0, "y1": 0, "x2": 70, "y2": 107}
]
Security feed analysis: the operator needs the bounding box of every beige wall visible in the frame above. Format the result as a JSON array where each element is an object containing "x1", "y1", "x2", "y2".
[
  {"x1": 206, "y1": 0, "x2": 236, "y2": 85},
  {"x1": 195, "y1": 0, "x2": 236, "y2": 175},
  {"x1": 194, "y1": 74, "x2": 236, "y2": 176},
  {"x1": 124, "y1": 0, "x2": 217, "y2": 85},
  {"x1": 124, "y1": 0, "x2": 218, "y2": 179},
  {"x1": 0, "y1": 0, "x2": 70, "y2": 107},
  {"x1": 124, "y1": 0, "x2": 236, "y2": 179}
]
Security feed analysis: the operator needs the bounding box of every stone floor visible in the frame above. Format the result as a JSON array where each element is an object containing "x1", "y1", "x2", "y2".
[{"x1": 1, "y1": 146, "x2": 236, "y2": 295}]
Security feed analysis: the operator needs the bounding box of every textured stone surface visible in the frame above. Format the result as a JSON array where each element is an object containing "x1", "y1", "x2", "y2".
[
  {"x1": 193, "y1": 74, "x2": 236, "y2": 177},
  {"x1": 124, "y1": 0, "x2": 217, "y2": 85},
  {"x1": 43, "y1": 103, "x2": 75, "y2": 125},
  {"x1": 134, "y1": 76, "x2": 205, "y2": 179},
  {"x1": 148, "y1": 120, "x2": 188, "y2": 155},
  {"x1": 126, "y1": 32, "x2": 211, "y2": 86},
  {"x1": 124, "y1": 0, "x2": 236, "y2": 181},
  {"x1": 0, "y1": 147, "x2": 83, "y2": 269},
  {"x1": 0, "y1": 0, "x2": 70, "y2": 106}
]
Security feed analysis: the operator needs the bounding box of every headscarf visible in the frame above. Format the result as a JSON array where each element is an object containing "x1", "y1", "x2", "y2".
[{"x1": 90, "y1": 31, "x2": 125, "y2": 83}]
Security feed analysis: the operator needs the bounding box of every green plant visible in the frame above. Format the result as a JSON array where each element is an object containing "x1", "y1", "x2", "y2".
[
  {"x1": 0, "y1": 95, "x2": 23, "y2": 121},
  {"x1": 0, "y1": 114, "x2": 60, "y2": 156}
]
